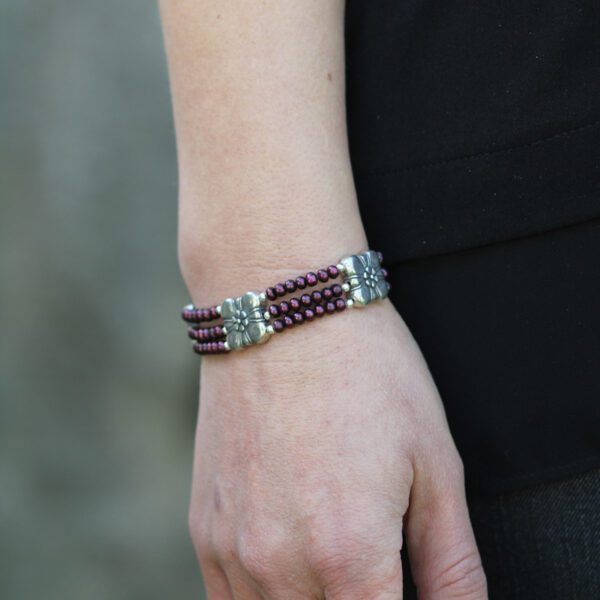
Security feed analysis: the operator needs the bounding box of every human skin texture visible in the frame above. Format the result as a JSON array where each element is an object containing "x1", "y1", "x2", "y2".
[{"x1": 160, "y1": 1, "x2": 487, "y2": 598}]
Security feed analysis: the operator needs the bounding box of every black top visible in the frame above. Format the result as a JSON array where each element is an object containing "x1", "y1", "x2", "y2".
[
  {"x1": 345, "y1": 0, "x2": 600, "y2": 263},
  {"x1": 345, "y1": 1, "x2": 600, "y2": 495}
]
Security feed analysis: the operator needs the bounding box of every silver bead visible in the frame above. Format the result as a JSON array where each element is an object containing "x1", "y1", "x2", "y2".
[
  {"x1": 184, "y1": 303, "x2": 194, "y2": 311},
  {"x1": 216, "y1": 305, "x2": 222, "y2": 316},
  {"x1": 266, "y1": 325, "x2": 275, "y2": 335},
  {"x1": 346, "y1": 299, "x2": 354, "y2": 308},
  {"x1": 223, "y1": 341, "x2": 230, "y2": 351},
  {"x1": 336, "y1": 262, "x2": 346, "y2": 273},
  {"x1": 221, "y1": 325, "x2": 228, "y2": 334},
  {"x1": 341, "y1": 283, "x2": 350, "y2": 292},
  {"x1": 264, "y1": 311, "x2": 271, "y2": 321},
  {"x1": 259, "y1": 292, "x2": 267, "y2": 303}
]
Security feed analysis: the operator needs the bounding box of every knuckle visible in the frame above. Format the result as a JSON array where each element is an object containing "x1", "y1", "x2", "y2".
[
  {"x1": 310, "y1": 529, "x2": 373, "y2": 581},
  {"x1": 188, "y1": 506, "x2": 208, "y2": 547},
  {"x1": 431, "y1": 549, "x2": 487, "y2": 597},
  {"x1": 236, "y1": 527, "x2": 286, "y2": 582}
]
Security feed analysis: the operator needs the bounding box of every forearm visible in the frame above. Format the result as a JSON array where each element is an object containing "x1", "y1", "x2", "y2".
[{"x1": 159, "y1": 0, "x2": 367, "y2": 305}]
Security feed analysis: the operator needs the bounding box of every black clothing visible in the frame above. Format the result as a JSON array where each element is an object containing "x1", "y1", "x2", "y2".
[
  {"x1": 345, "y1": 1, "x2": 600, "y2": 263},
  {"x1": 403, "y1": 468, "x2": 600, "y2": 599},
  {"x1": 386, "y1": 219, "x2": 600, "y2": 496},
  {"x1": 344, "y1": 1, "x2": 600, "y2": 494}
]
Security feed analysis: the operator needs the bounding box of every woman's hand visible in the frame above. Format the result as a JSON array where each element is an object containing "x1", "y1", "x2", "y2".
[{"x1": 189, "y1": 299, "x2": 487, "y2": 599}]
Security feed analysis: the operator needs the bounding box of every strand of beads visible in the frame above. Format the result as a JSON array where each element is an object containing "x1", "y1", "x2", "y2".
[
  {"x1": 181, "y1": 303, "x2": 221, "y2": 324},
  {"x1": 181, "y1": 251, "x2": 388, "y2": 355}
]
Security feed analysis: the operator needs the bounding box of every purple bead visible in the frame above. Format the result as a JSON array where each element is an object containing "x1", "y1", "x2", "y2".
[
  {"x1": 300, "y1": 294, "x2": 312, "y2": 307},
  {"x1": 295, "y1": 276, "x2": 307, "y2": 289},
  {"x1": 314, "y1": 304, "x2": 325, "y2": 318},
  {"x1": 268, "y1": 304, "x2": 280, "y2": 317},
  {"x1": 327, "y1": 265, "x2": 340, "y2": 278},
  {"x1": 279, "y1": 301, "x2": 290, "y2": 314},
  {"x1": 210, "y1": 306, "x2": 219, "y2": 319},
  {"x1": 304, "y1": 308, "x2": 315, "y2": 321},
  {"x1": 292, "y1": 311, "x2": 304, "y2": 324},
  {"x1": 289, "y1": 297, "x2": 301, "y2": 311},
  {"x1": 381, "y1": 267, "x2": 388, "y2": 279},
  {"x1": 214, "y1": 325, "x2": 224, "y2": 337},
  {"x1": 274, "y1": 283, "x2": 286, "y2": 297},
  {"x1": 325, "y1": 301, "x2": 336, "y2": 314},
  {"x1": 317, "y1": 269, "x2": 329, "y2": 283},
  {"x1": 285, "y1": 279, "x2": 297, "y2": 293},
  {"x1": 272, "y1": 319, "x2": 284, "y2": 333},
  {"x1": 335, "y1": 298, "x2": 346, "y2": 311},
  {"x1": 306, "y1": 272, "x2": 318, "y2": 286},
  {"x1": 331, "y1": 284, "x2": 343, "y2": 297},
  {"x1": 283, "y1": 315, "x2": 294, "y2": 328},
  {"x1": 266, "y1": 287, "x2": 277, "y2": 301},
  {"x1": 311, "y1": 290, "x2": 323, "y2": 304},
  {"x1": 322, "y1": 287, "x2": 333, "y2": 300},
  {"x1": 217, "y1": 341, "x2": 226, "y2": 351}
]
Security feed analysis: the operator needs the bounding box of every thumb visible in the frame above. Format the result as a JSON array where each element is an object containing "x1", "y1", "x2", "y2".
[{"x1": 405, "y1": 451, "x2": 487, "y2": 599}]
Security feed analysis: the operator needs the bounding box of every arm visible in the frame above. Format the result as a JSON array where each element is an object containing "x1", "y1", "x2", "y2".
[{"x1": 160, "y1": 2, "x2": 487, "y2": 598}]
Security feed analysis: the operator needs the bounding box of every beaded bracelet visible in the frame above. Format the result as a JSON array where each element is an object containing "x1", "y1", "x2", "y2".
[{"x1": 181, "y1": 249, "x2": 390, "y2": 355}]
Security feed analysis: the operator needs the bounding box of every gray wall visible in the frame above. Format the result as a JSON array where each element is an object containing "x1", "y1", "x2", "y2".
[{"x1": 1, "y1": 1, "x2": 204, "y2": 597}]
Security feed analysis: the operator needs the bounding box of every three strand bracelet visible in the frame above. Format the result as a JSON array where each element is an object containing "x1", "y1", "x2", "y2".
[{"x1": 181, "y1": 249, "x2": 390, "y2": 355}]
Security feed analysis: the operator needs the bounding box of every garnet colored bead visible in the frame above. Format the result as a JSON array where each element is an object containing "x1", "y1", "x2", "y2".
[
  {"x1": 300, "y1": 294, "x2": 312, "y2": 307},
  {"x1": 304, "y1": 308, "x2": 315, "y2": 321},
  {"x1": 283, "y1": 315, "x2": 294, "y2": 328},
  {"x1": 325, "y1": 301, "x2": 336, "y2": 314},
  {"x1": 274, "y1": 283, "x2": 286, "y2": 297},
  {"x1": 210, "y1": 306, "x2": 219, "y2": 319},
  {"x1": 268, "y1": 304, "x2": 280, "y2": 317},
  {"x1": 289, "y1": 297, "x2": 301, "y2": 311},
  {"x1": 266, "y1": 287, "x2": 277, "y2": 301},
  {"x1": 311, "y1": 290, "x2": 323, "y2": 304},
  {"x1": 314, "y1": 304, "x2": 325, "y2": 317},
  {"x1": 217, "y1": 341, "x2": 226, "y2": 351},
  {"x1": 381, "y1": 267, "x2": 388, "y2": 279},
  {"x1": 292, "y1": 311, "x2": 304, "y2": 324},
  {"x1": 295, "y1": 276, "x2": 307, "y2": 289},
  {"x1": 272, "y1": 319, "x2": 284, "y2": 333},
  {"x1": 285, "y1": 279, "x2": 297, "y2": 293},
  {"x1": 317, "y1": 269, "x2": 329, "y2": 283},
  {"x1": 331, "y1": 283, "x2": 343, "y2": 297},
  {"x1": 322, "y1": 287, "x2": 333, "y2": 300},
  {"x1": 327, "y1": 264, "x2": 340, "y2": 278},
  {"x1": 335, "y1": 298, "x2": 346, "y2": 311},
  {"x1": 306, "y1": 272, "x2": 318, "y2": 286},
  {"x1": 279, "y1": 301, "x2": 290, "y2": 314}
]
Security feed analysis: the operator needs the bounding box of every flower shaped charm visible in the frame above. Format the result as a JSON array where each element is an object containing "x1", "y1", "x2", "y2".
[
  {"x1": 220, "y1": 291, "x2": 272, "y2": 350},
  {"x1": 340, "y1": 250, "x2": 390, "y2": 306}
]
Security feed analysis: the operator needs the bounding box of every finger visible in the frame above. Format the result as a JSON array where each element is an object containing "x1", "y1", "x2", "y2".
[
  {"x1": 224, "y1": 564, "x2": 264, "y2": 600},
  {"x1": 315, "y1": 542, "x2": 404, "y2": 599},
  {"x1": 405, "y1": 452, "x2": 487, "y2": 599},
  {"x1": 202, "y1": 559, "x2": 236, "y2": 600}
]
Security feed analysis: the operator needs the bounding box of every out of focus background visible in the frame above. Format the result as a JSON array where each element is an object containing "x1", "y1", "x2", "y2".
[{"x1": 1, "y1": 1, "x2": 205, "y2": 597}]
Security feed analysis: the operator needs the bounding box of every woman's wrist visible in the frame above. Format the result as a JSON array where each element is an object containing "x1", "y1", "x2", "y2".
[{"x1": 179, "y1": 205, "x2": 368, "y2": 307}]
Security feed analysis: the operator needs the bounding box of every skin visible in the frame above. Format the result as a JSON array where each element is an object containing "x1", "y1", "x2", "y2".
[{"x1": 160, "y1": 1, "x2": 488, "y2": 598}]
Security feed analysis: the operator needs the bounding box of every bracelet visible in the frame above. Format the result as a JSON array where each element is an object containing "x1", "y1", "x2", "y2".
[{"x1": 181, "y1": 249, "x2": 390, "y2": 355}]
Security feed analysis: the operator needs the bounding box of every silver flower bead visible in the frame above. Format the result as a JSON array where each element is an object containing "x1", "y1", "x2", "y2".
[
  {"x1": 339, "y1": 250, "x2": 390, "y2": 306},
  {"x1": 220, "y1": 291, "x2": 272, "y2": 350}
]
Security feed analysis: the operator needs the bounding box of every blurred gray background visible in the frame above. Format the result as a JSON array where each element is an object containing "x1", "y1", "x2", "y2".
[{"x1": 0, "y1": 1, "x2": 205, "y2": 597}]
